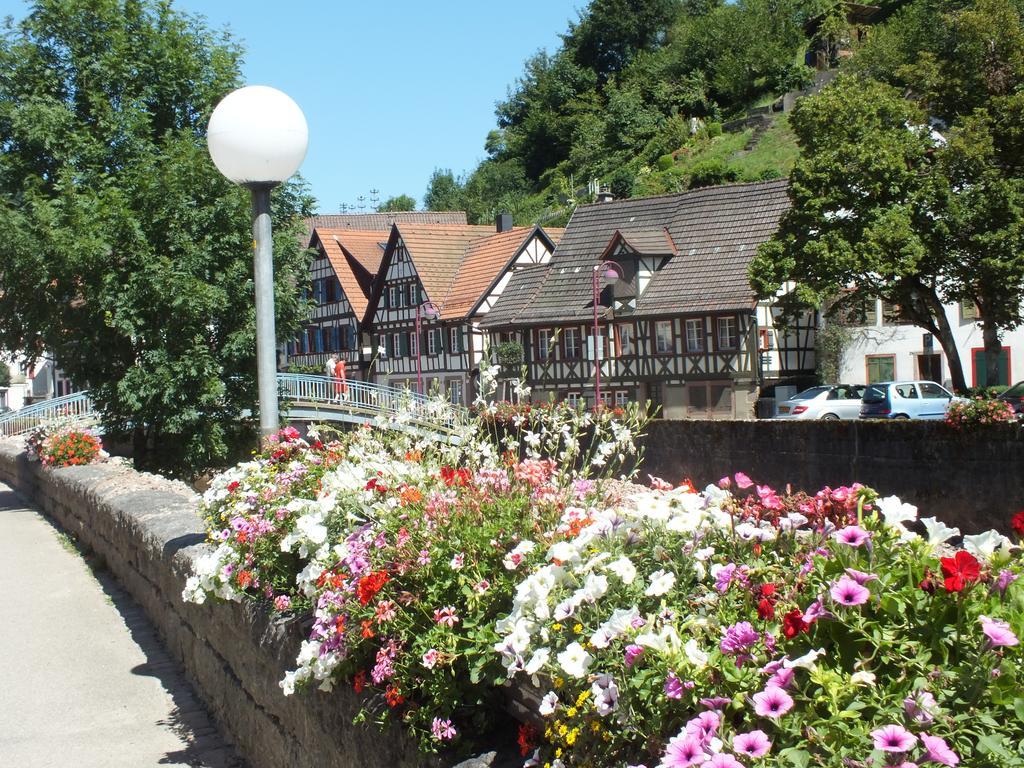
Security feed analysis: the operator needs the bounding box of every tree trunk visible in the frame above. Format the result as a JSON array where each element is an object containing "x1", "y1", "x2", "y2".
[
  {"x1": 131, "y1": 424, "x2": 148, "y2": 467},
  {"x1": 904, "y1": 281, "x2": 968, "y2": 393},
  {"x1": 982, "y1": 320, "x2": 1002, "y2": 389}
]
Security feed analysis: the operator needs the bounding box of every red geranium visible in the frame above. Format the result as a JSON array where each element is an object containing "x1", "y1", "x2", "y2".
[
  {"x1": 385, "y1": 684, "x2": 404, "y2": 707},
  {"x1": 1011, "y1": 511, "x2": 1024, "y2": 539},
  {"x1": 357, "y1": 570, "x2": 390, "y2": 606},
  {"x1": 940, "y1": 550, "x2": 981, "y2": 593},
  {"x1": 782, "y1": 609, "x2": 808, "y2": 639},
  {"x1": 757, "y1": 598, "x2": 776, "y2": 621},
  {"x1": 353, "y1": 670, "x2": 366, "y2": 693},
  {"x1": 517, "y1": 724, "x2": 538, "y2": 757}
]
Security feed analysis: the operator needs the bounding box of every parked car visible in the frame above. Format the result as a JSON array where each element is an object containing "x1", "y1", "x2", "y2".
[
  {"x1": 997, "y1": 381, "x2": 1024, "y2": 415},
  {"x1": 776, "y1": 384, "x2": 866, "y2": 420},
  {"x1": 860, "y1": 381, "x2": 957, "y2": 420}
]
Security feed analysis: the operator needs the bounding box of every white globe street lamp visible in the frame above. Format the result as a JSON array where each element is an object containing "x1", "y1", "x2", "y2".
[{"x1": 208, "y1": 85, "x2": 308, "y2": 438}]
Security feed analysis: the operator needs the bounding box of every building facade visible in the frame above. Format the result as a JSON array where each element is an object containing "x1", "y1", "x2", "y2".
[{"x1": 480, "y1": 180, "x2": 815, "y2": 419}]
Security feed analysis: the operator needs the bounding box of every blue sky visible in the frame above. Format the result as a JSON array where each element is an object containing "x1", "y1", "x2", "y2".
[{"x1": 0, "y1": 0, "x2": 583, "y2": 212}]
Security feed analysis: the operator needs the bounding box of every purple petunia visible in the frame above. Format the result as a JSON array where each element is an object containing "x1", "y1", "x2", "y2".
[
  {"x1": 720, "y1": 622, "x2": 760, "y2": 656},
  {"x1": 659, "y1": 733, "x2": 709, "y2": 767},
  {"x1": 664, "y1": 673, "x2": 685, "y2": 700},
  {"x1": 830, "y1": 575, "x2": 871, "y2": 606},
  {"x1": 732, "y1": 730, "x2": 771, "y2": 758},
  {"x1": 834, "y1": 525, "x2": 871, "y2": 547},
  {"x1": 844, "y1": 568, "x2": 879, "y2": 585},
  {"x1": 706, "y1": 755, "x2": 744, "y2": 768},
  {"x1": 752, "y1": 686, "x2": 794, "y2": 719},
  {"x1": 920, "y1": 733, "x2": 960, "y2": 766},
  {"x1": 624, "y1": 644, "x2": 645, "y2": 668},
  {"x1": 979, "y1": 615, "x2": 1019, "y2": 648},
  {"x1": 871, "y1": 724, "x2": 918, "y2": 753}
]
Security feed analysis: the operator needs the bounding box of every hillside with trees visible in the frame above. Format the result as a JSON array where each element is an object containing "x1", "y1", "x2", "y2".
[{"x1": 425, "y1": 0, "x2": 907, "y2": 225}]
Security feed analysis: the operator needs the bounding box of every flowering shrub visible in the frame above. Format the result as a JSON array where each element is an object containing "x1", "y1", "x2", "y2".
[
  {"x1": 40, "y1": 428, "x2": 102, "y2": 467},
  {"x1": 500, "y1": 473, "x2": 1023, "y2": 767},
  {"x1": 184, "y1": 412, "x2": 1023, "y2": 765},
  {"x1": 945, "y1": 396, "x2": 1018, "y2": 427}
]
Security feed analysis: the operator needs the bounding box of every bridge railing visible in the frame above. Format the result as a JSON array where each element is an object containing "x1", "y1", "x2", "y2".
[
  {"x1": 0, "y1": 391, "x2": 95, "y2": 438},
  {"x1": 0, "y1": 375, "x2": 468, "y2": 438}
]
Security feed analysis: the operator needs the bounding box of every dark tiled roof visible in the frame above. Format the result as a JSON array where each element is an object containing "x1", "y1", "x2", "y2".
[
  {"x1": 480, "y1": 179, "x2": 790, "y2": 327},
  {"x1": 303, "y1": 211, "x2": 467, "y2": 242},
  {"x1": 609, "y1": 228, "x2": 678, "y2": 256}
]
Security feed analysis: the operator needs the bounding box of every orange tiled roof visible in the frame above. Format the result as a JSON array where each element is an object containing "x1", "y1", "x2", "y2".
[
  {"x1": 438, "y1": 227, "x2": 537, "y2": 320},
  {"x1": 391, "y1": 224, "x2": 495, "y2": 311},
  {"x1": 311, "y1": 228, "x2": 390, "y2": 319}
]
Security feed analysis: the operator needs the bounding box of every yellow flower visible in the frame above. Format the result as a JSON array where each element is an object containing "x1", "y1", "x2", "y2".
[
  {"x1": 552, "y1": 623, "x2": 563, "y2": 631},
  {"x1": 576, "y1": 689, "x2": 591, "y2": 707},
  {"x1": 566, "y1": 706, "x2": 577, "y2": 718},
  {"x1": 591, "y1": 721, "x2": 602, "y2": 733},
  {"x1": 558, "y1": 724, "x2": 568, "y2": 737},
  {"x1": 566, "y1": 728, "x2": 579, "y2": 746},
  {"x1": 553, "y1": 676, "x2": 564, "y2": 689},
  {"x1": 573, "y1": 623, "x2": 584, "y2": 634}
]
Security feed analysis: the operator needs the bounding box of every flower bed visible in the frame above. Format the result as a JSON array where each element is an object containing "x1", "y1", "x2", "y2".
[
  {"x1": 946, "y1": 397, "x2": 1018, "y2": 427},
  {"x1": 184, "y1": 411, "x2": 1023, "y2": 767},
  {"x1": 27, "y1": 418, "x2": 103, "y2": 467}
]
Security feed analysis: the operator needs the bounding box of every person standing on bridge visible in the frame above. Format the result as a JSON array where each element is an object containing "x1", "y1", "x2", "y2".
[
  {"x1": 333, "y1": 357, "x2": 347, "y2": 403},
  {"x1": 325, "y1": 355, "x2": 337, "y2": 379}
]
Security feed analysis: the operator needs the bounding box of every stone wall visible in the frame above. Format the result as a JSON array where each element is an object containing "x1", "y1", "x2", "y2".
[
  {"x1": 0, "y1": 442, "x2": 510, "y2": 768},
  {"x1": 638, "y1": 420, "x2": 1024, "y2": 533}
]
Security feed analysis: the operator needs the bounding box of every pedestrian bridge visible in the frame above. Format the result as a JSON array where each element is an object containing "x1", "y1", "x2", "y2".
[{"x1": 0, "y1": 374, "x2": 467, "y2": 439}]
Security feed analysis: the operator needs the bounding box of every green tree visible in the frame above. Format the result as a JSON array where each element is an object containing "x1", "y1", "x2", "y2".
[
  {"x1": 423, "y1": 169, "x2": 465, "y2": 211},
  {"x1": 564, "y1": 0, "x2": 680, "y2": 82},
  {"x1": 377, "y1": 194, "x2": 416, "y2": 212},
  {"x1": 0, "y1": 0, "x2": 313, "y2": 473}
]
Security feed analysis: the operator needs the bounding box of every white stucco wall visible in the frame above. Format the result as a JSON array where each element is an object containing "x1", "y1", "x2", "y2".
[{"x1": 836, "y1": 300, "x2": 1024, "y2": 388}]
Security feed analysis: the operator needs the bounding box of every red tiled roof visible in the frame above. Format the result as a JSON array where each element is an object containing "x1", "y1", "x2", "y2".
[
  {"x1": 439, "y1": 228, "x2": 537, "y2": 320},
  {"x1": 311, "y1": 228, "x2": 390, "y2": 319}
]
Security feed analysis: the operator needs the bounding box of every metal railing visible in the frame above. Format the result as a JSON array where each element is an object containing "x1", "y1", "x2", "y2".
[{"x1": 0, "y1": 375, "x2": 466, "y2": 438}]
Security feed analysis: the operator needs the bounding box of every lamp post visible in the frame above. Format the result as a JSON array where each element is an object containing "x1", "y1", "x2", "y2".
[
  {"x1": 592, "y1": 261, "x2": 623, "y2": 408},
  {"x1": 415, "y1": 300, "x2": 440, "y2": 396},
  {"x1": 207, "y1": 85, "x2": 309, "y2": 439}
]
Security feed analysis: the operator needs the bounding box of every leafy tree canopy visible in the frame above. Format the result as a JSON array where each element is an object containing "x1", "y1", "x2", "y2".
[
  {"x1": 377, "y1": 194, "x2": 416, "y2": 212},
  {"x1": 0, "y1": 0, "x2": 314, "y2": 474}
]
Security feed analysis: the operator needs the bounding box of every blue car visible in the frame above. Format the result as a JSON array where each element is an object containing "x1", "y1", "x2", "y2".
[{"x1": 860, "y1": 381, "x2": 957, "y2": 420}]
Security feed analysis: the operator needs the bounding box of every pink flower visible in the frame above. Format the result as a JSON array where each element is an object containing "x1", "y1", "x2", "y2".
[
  {"x1": 474, "y1": 579, "x2": 490, "y2": 594},
  {"x1": 830, "y1": 575, "x2": 870, "y2": 606},
  {"x1": 433, "y1": 606, "x2": 459, "y2": 627},
  {"x1": 871, "y1": 724, "x2": 918, "y2": 753},
  {"x1": 450, "y1": 552, "x2": 464, "y2": 569},
  {"x1": 844, "y1": 568, "x2": 879, "y2": 585},
  {"x1": 718, "y1": 476, "x2": 732, "y2": 489},
  {"x1": 903, "y1": 690, "x2": 937, "y2": 724},
  {"x1": 920, "y1": 733, "x2": 959, "y2": 766},
  {"x1": 684, "y1": 711, "x2": 720, "y2": 743},
  {"x1": 706, "y1": 756, "x2": 743, "y2": 768},
  {"x1": 273, "y1": 595, "x2": 291, "y2": 611},
  {"x1": 768, "y1": 667, "x2": 796, "y2": 690},
  {"x1": 375, "y1": 600, "x2": 396, "y2": 623},
  {"x1": 752, "y1": 686, "x2": 794, "y2": 719},
  {"x1": 431, "y1": 717, "x2": 456, "y2": 741},
  {"x1": 660, "y1": 733, "x2": 709, "y2": 767},
  {"x1": 732, "y1": 730, "x2": 771, "y2": 758},
  {"x1": 664, "y1": 673, "x2": 685, "y2": 700},
  {"x1": 734, "y1": 472, "x2": 753, "y2": 489},
  {"x1": 624, "y1": 644, "x2": 644, "y2": 668},
  {"x1": 422, "y1": 648, "x2": 440, "y2": 669},
  {"x1": 834, "y1": 525, "x2": 871, "y2": 547},
  {"x1": 979, "y1": 615, "x2": 1019, "y2": 648},
  {"x1": 649, "y1": 475, "x2": 674, "y2": 491}
]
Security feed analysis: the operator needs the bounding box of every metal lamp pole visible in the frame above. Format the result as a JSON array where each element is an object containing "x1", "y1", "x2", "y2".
[
  {"x1": 415, "y1": 300, "x2": 440, "y2": 395},
  {"x1": 207, "y1": 85, "x2": 309, "y2": 439},
  {"x1": 592, "y1": 261, "x2": 622, "y2": 408}
]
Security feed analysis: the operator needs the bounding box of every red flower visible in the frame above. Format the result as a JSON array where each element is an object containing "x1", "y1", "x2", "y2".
[
  {"x1": 353, "y1": 670, "x2": 366, "y2": 693},
  {"x1": 782, "y1": 609, "x2": 808, "y2": 639},
  {"x1": 517, "y1": 724, "x2": 538, "y2": 757},
  {"x1": 236, "y1": 570, "x2": 253, "y2": 589},
  {"x1": 227, "y1": 481, "x2": 240, "y2": 492},
  {"x1": 385, "y1": 684, "x2": 404, "y2": 707},
  {"x1": 940, "y1": 550, "x2": 981, "y2": 593},
  {"x1": 357, "y1": 571, "x2": 389, "y2": 606},
  {"x1": 757, "y1": 598, "x2": 776, "y2": 621},
  {"x1": 1012, "y1": 511, "x2": 1024, "y2": 539},
  {"x1": 760, "y1": 584, "x2": 777, "y2": 598},
  {"x1": 919, "y1": 568, "x2": 937, "y2": 595}
]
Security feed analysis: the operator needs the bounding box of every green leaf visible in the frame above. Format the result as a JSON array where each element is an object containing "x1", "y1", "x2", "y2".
[{"x1": 779, "y1": 747, "x2": 811, "y2": 768}]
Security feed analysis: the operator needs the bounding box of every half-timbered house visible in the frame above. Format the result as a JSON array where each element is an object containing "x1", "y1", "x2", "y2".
[
  {"x1": 479, "y1": 180, "x2": 816, "y2": 419},
  {"x1": 286, "y1": 211, "x2": 467, "y2": 377},
  {"x1": 364, "y1": 216, "x2": 562, "y2": 403}
]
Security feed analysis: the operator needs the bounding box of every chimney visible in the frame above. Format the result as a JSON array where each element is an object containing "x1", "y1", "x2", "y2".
[
  {"x1": 496, "y1": 212, "x2": 513, "y2": 233},
  {"x1": 596, "y1": 186, "x2": 614, "y2": 204}
]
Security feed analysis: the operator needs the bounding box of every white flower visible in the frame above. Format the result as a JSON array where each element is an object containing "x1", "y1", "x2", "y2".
[
  {"x1": 963, "y1": 530, "x2": 1013, "y2": 560},
  {"x1": 591, "y1": 674, "x2": 619, "y2": 716},
  {"x1": 450, "y1": 552, "x2": 465, "y2": 570},
  {"x1": 684, "y1": 638, "x2": 709, "y2": 669},
  {"x1": 784, "y1": 648, "x2": 825, "y2": 671},
  {"x1": 606, "y1": 556, "x2": 637, "y2": 584},
  {"x1": 850, "y1": 670, "x2": 876, "y2": 686},
  {"x1": 635, "y1": 626, "x2": 682, "y2": 654},
  {"x1": 920, "y1": 517, "x2": 960, "y2": 547},
  {"x1": 525, "y1": 648, "x2": 550, "y2": 676},
  {"x1": 877, "y1": 495, "x2": 918, "y2": 527},
  {"x1": 557, "y1": 642, "x2": 593, "y2": 678},
  {"x1": 539, "y1": 692, "x2": 559, "y2": 717},
  {"x1": 780, "y1": 513, "x2": 809, "y2": 532},
  {"x1": 645, "y1": 569, "x2": 676, "y2": 597},
  {"x1": 581, "y1": 572, "x2": 609, "y2": 602}
]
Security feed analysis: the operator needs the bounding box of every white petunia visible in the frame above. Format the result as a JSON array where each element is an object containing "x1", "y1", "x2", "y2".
[
  {"x1": 684, "y1": 638, "x2": 709, "y2": 669},
  {"x1": 784, "y1": 647, "x2": 825, "y2": 671},
  {"x1": 539, "y1": 691, "x2": 559, "y2": 716},
  {"x1": 850, "y1": 670, "x2": 876, "y2": 686},
  {"x1": 635, "y1": 626, "x2": 682, "y2": 654},
  {"x1": 645, "y1": 569, "x2": 676, "y2": 597},
  {"x1": 606, "y1": 556, "x2": 637, "y2": 584},
  {"x1": 877, "y1": 495, "x2": 918, "y2": 527},
  {"x1": 557, "y1": 642, "x2": 593, "y2": 678},
  {"x1": 525, "y1": 648, "x2": 550, "y2": 676},
  {"x1": 921, "y1": 517, "x2": 960, "y2": 547},
  {"x1": 963, "y1": 530, "x2": 1013, "y2": 560},
  {"x1": 591, "y1": 674, "x2": 619, "y2": 716},
  {"x1": 582, "y1": 572, "x2": 609, "y2": 602}
]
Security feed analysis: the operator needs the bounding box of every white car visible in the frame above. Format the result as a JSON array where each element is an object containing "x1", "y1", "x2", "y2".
[{"x1": 775, "y1": 384, "x2": 866, "y2": 420}]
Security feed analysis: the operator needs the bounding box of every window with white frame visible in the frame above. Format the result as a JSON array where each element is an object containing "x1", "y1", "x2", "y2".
[
  {"x1": 537, "y1": 329, "x2": 553, "y2": 360},
  {"x1": 391, "y1": 332, "x2": 402, "y2": 357},
  {"x1": 407, "y1": 283, "x2": 418, "y2": 307},
  {"x1": 685, "y1": 319, "x2": 704, "y2": 352},
  {"x1": 389, "y1": 286, "x2": 403, "y2": 309},
  {"x1": 717, "y1": 316, "x2": 738, "y2": 349},
  {"x1": 614, "y1": 390, "x2": 629, "y2": 408},
  {"x1": 564, "y1": 327, "x2": 582, "y2": 359},
  {"x1": 449, "y1": 327, "x2": 461, "y2": 353},
  {"x1": 427, "y1": 328, "x2": 441, "y2": 355},
  {"x1": 410, "y1": 331, "x2": 418, "y2": 357},
  {"x1": 617, "y1": 323, "x2": 635, "y2": 356},
  {"x1": 655, "y1": 321, "x2": 674, "y2": 354},
  {"x1": 448, "y1": 379, "x2": 464, "y2": 405},
  {"x1": 565, "y1": 392, "x2": 582, "y2": 408}
]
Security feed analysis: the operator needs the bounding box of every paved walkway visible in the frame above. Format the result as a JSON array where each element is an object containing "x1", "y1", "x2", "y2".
[{"x1": 0, "y1": 482, "x2": 245, "y2": 768}]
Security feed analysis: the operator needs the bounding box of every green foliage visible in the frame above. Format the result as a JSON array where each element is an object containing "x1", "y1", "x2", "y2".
[
  {"x1": 0, "y1": 0, "x2": 314, "y2": 475},
  {"x1": 0, "y1": 364, "x2": 9, "y2": 388},
  {"x1": 816, "y1": 322, "x2": 853, "y2": 384},
  {"x1": 377, "y1": 194, "x2": 416, "y2": 212}
]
